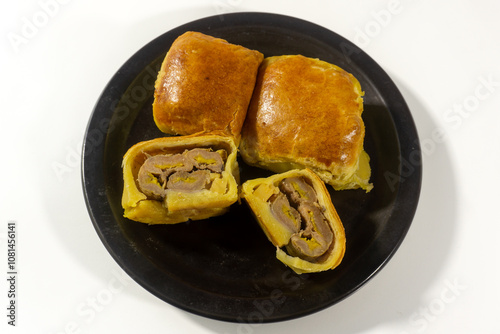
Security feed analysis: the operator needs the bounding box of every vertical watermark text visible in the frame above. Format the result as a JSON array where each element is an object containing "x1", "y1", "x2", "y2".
[{"x1": 6, "y1": 220, "x2": 17, "y2": 326}]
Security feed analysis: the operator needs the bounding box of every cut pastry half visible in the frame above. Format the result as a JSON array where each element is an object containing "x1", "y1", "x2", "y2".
[
  {"x1": 241, "y1": 168, "x2": 346, "y2": 274},
  {"x1": 122, "y1": 132, "x2": 239, "y2": 224}
]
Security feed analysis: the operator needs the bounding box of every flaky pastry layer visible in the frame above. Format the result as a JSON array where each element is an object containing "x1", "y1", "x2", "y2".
[
  {"x1": 122, "y1": 132, "x2": 239, "y2": 224},
  {"x1": 153, "y1": 31, "x2": 263, "y2": 141},
  {"x1": 240, "y1": 55, "x2": 373, "y2": 191},
  {"x1": 241, "y1": 168, "x2": 346, "y2": 274}
]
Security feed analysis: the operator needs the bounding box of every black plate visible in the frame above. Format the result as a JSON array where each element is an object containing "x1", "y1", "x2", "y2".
[{"x1": 82, "y1": 12, "x2": 421, "y2": 323}]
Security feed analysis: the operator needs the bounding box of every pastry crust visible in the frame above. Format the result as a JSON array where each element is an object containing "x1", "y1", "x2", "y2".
[
  {"x1": 122, "y1": 132, "x2": 239, "y2": 224},
  {"x1": 152, "y1": 31, "x2": 264, "y2": 141},
  {"x1": 241, "y1": 168, "x2": 346, "y2": 274},
  {"x1": 240, "y1": 55, "x2": 373, "y2": 191}
]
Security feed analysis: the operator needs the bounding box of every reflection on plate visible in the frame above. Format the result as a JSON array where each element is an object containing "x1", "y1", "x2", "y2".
[{"x1": 82, "y1": 12, "x2": 422, "y2": 323}]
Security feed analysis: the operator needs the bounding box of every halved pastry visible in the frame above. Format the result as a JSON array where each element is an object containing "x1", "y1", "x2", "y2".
[
  {"x1": 241, "y1": 168, "x2": 346, "y2": 274},
  {"x1": 240, "y1": 55, "x2": 373, "y2": 191},
  {"x1": 122, "y1": 133, "x2": 239, "y2": 224},
  {"x1": 152, "y1": 31, "x2": 264, "y2": 140}
]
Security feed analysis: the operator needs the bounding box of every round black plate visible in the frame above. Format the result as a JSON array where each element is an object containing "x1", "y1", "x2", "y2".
[{"x1": 82, "y1": 12, "x2": 421, "y2": 323}]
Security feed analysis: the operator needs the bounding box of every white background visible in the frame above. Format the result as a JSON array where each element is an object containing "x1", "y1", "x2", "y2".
[{"x1": 1, "y1": 0, "x2": 499, "y2": 333}]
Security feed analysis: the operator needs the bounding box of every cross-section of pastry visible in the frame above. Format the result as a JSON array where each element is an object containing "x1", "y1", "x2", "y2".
[
  {"x1": 122, "y1": 133, "x2": 239, "y2": 224},
  {"x1": 241, "y1": 168, "x2": 346, "y2": 274},
  {"x1": 152, "y1": 31, "x2": 264, "y2": 140},
  {"x1": 240, "y1": 55, "x2": 373, "y2": 192}
]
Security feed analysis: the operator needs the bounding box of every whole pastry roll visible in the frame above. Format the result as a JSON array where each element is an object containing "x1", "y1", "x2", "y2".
[
  {"x1": 241, "y1": 168, "x2": 346, "y2": 274},
  {"x1": 152, "y1": 31, "x2": 264, "y2": 140},
  {"x1": 122, "y1": 133, "x2": 239, "y2": 224},
  {"x1": 240, "y1": 55, "x2": 373, "y2": 192}
]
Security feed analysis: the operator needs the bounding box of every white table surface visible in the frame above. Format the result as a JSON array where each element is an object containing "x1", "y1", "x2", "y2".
[{"x1": 2, "y1": 0, "x2": 499, "y2": 333}]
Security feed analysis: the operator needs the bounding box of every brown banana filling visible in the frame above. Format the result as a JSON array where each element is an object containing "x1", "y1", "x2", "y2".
[
  {"x1": 137, "y1": 148, "x2": 226, "y2": 200},
  {"x1": 269, "y1": 177, "x2": 334, "y2": 262}
]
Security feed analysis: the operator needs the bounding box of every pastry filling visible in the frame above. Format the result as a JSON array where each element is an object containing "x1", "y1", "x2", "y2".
[
  {"x1": 269, "y1": 177, "x2": 334, "y2": 262},
  {"x1": 137, "y1": 148, "x2": 226, "y2": 199}
]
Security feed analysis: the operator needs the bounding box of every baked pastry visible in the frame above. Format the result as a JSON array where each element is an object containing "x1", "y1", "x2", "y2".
[
  {"x1": 240, "y1": 55, "x2": 373, "y2": 191},
  {"x1": 241, "y1": 168, "x2": 346, "y2": 274},
  {"x1": 122, "y1": 133, "x2": 239, "y2": 224},
  {"x1": 152, "y1": 31, "x2": 264, "y2": 140}
]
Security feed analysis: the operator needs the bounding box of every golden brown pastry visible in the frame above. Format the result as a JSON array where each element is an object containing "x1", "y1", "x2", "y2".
[
  {"x1": 152, "y1": 31, "x2": 264, "y2": 140},
  {"x1": 122, "y1": 132, "x2": 239, "y2": 224},
  {"x1": 241, "y1": 168, "x2": 346, "y2": 274},
  {"x1": 240, "y1": 55, "x2": 373, "y2": 191}
]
